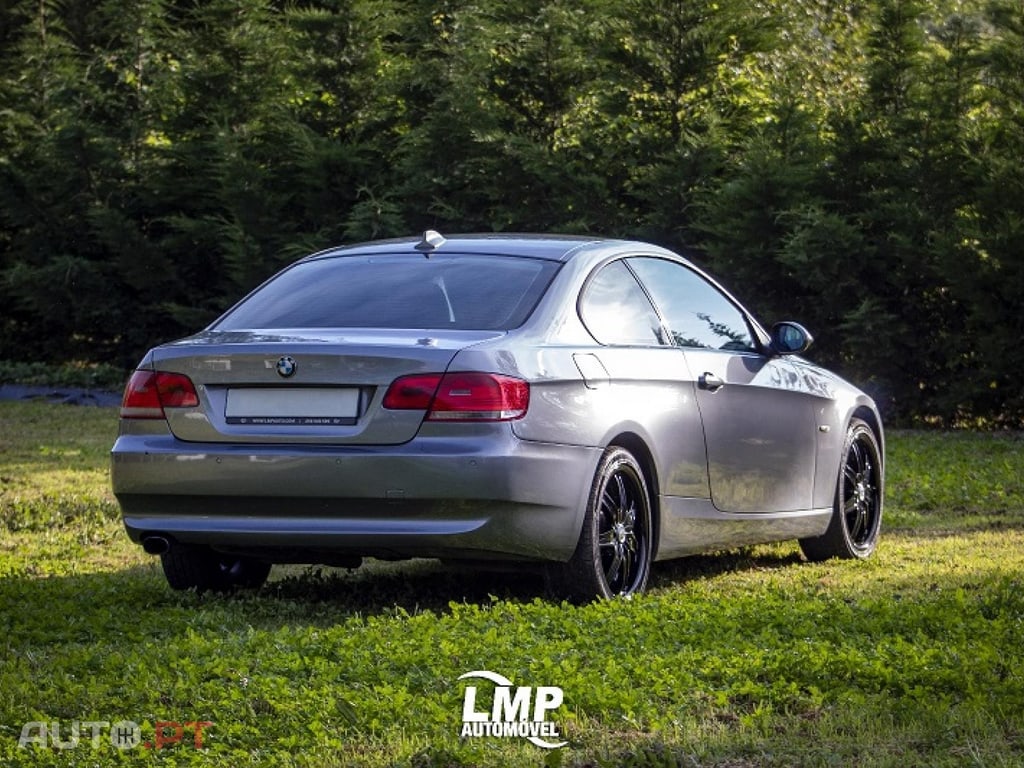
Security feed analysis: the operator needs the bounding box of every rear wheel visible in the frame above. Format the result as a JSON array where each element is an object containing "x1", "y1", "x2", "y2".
[
  {"x1": 548, "y1": 447, "x2": 653, "y2": 602},
  {"x1": 800, "y1": 418, "x2": 882, "y2": 561},
  {"x1": 160, "y1": 544, "x2": 271, "y2": 593}
]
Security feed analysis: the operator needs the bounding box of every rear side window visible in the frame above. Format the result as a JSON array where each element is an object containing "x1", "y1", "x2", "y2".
[
  {"x1": 628, "y1": 257, "x2": 757, "y2": 352},
  {"x1": 215, "y1": 254, "x2": 559, "y2": 331},
  {"x1": 579, "y1": 260, "x2": 665, "y2": 346}
]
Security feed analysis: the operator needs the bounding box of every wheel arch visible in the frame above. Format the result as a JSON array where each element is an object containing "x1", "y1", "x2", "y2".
[
  {"x1": 851, "y1": 403, "x2": 885, "y2": 474},
  {"x1": 800, "y1": 404, "x2": 884, "y2": 561}
]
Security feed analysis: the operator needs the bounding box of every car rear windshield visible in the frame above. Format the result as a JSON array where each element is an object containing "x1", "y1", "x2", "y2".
[{"x1": 215, "y1": 253, "x2": 560, "y2": 331}]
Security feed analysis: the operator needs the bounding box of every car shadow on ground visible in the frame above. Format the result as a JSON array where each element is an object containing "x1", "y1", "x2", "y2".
[
  {"x1": 251, "y1": 544, "x2": 808, "y2": 617},
  {"x1": 650, "y1": 545, "x2": 806, "y2": 590},
  {"x1": 0, "y1": 545, "x2": 814, "y2": 645},
  {"x1": 260, "y1": 558, "x2": 549, "y2": 615}
]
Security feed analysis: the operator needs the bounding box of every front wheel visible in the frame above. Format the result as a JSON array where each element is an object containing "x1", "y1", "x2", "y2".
[
  {"x1": 800, "y1": 418, "x2": 883, "y2": 561},
  {"x1": 547, "y1": 447, "x2": 654, "y2": 602}
]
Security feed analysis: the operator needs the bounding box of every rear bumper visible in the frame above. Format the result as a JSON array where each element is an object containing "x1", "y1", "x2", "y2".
[{"x1": 111, "y1": 430, "x2": 599, "y2": 563}]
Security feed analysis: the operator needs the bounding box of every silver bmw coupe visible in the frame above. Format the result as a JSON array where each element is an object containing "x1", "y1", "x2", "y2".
[{"x1": 112, "y1": 232, "x2": 884, "y2": 600}]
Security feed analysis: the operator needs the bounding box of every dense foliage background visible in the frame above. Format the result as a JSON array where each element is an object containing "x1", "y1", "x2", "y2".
[{"x1": 1, "y1": 0, "x2": 1021, "y2": 425}]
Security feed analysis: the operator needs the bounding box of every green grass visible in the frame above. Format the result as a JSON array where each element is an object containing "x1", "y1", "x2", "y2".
[{"x1": 1, "y1": 400, "x2": 1023, "y2": 767}]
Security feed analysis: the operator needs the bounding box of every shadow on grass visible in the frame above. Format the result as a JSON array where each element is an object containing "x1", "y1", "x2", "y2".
[
  {"x1": 0, "y1": 563, "x2": 496, "y2": 654},
  {"x1": 650, "y1": 545, "x2": 806, "y2": 590},
  {"x1": 0, "y1": 559, "x2": 549, "y2": 649},
  {"x1": 3, "y1": 529, "x2": 1023, "y2": 682},
  {"x1": 1, "y1": 545, "x2": 811, "y2": 644},
  {"x1": 261, "y1": 558, "x2": 549, "y2": 614},
  {"x1": 252, "y1": 516, "x2": 1024, "y2": 614},
  {"x1": 226, "y1": 542, "x2": 810, "y2": 624},
  {"x1": 251, "y1": 541, "x2": 810, "y2": 616},
  {"x1": 6, "y1": 522, "x2": 1019, "y2": 646}
]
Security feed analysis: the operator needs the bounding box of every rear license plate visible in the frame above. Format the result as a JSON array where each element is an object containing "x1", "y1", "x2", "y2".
[{"x1": 225, "y1": 388, "x2": 359, "y2": 426}]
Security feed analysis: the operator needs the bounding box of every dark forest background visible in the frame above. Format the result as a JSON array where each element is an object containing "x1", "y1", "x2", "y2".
[{"x1": 1, "y1": 0, "x2": 1022, "y2": 425}]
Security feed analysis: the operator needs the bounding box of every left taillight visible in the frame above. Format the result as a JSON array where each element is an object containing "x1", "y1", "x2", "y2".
[{"x1": 120, "y1": 370, "x2": 199, "y2": 419}]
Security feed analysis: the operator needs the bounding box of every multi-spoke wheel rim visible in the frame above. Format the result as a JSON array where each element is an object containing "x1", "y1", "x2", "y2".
[
  {"x1": 842, "y1": 431, "x2": 881, "y2": 553},
  {"x1": 597, "y1": 465, "x2": 649, "y2": 596}
]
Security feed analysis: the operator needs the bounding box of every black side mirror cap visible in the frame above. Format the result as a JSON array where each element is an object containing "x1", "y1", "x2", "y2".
[{"x1": 770, "y1": 321, "x2": 814, "y2": 356}]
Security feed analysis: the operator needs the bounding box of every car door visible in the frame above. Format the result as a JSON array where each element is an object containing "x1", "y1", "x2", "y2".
[
  {"x1": 627, "y1": 256, "x2": 818, "y2": 514},
  {"x1": 574, "y1": 259, "x2": 710, "y2": 500}
]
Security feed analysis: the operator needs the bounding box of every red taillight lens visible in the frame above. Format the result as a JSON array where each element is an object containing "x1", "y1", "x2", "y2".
[
  {"x1": 155, "y1": 373, "x2": 200, "y2": 408},
  {"x1": 383, "y1": 372, "x2": 529, "y2": 421},
  {"x1": 382, "y1": 374, "x2": 442, "y2": 411},
  {"x1": 120, "y1": 370, "x2": 199, "y2": 419},
  {"x1": 429, "y1": 372, "x2": 529, "y2": 420},
  {"x1": 120, "y1": 371, "x2": 162, "y2": 418}
]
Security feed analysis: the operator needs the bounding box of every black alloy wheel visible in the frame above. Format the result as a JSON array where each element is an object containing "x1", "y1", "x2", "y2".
[
  {"x1": 548, "y1": 446, "x2": 653, "y2": 602},
  {"x1": 800, "y1": 418, "x2": 883, "y2": 561}
]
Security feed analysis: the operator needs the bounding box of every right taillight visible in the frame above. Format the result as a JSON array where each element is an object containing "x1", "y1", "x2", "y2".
[
  {"x1": 120, "y1": 370, "x2": 199, "y2": 419},
  {"x1": 383, "y1": 372, "x2": 529, "y2": 421}
]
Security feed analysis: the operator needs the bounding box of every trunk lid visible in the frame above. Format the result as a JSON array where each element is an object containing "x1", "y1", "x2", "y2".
[{"x1": 148, "y1": 329, "x2": 503, "y2": 444}]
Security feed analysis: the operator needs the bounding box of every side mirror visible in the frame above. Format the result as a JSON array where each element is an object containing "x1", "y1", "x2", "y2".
[{"x1": 770, "y1": 321, "x2": 814, "y2": 356}]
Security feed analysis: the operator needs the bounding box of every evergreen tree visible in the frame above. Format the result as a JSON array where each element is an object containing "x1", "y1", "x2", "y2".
[
  {"x1": 821, "y1": 0, "x2": 965, "y2": 420},
  {"x1": 968, "y1": 0, "x2": 1024, "y2": 422},
  {"x1": 0, "y1": 0, "x2": 174, "y2": 363},
  {"x1": 597, "y1": 0, "x2": 779, "y2": 246},
  {"x1": 0, "y1": 0, "x2": 1020, "y2": 422}
]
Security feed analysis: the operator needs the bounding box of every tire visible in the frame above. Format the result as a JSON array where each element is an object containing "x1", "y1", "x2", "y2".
[
  {"x1": 160, "y1": 544, "x2": 271, "y2": 593},
  {"x1": 547, "y1": 446, "x2": 654, "y2": 602},
  {"x1": 800, "y1": 418, "x2": 883, "y2": 562}
]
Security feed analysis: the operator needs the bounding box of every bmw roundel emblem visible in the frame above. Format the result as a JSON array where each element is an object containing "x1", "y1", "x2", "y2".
[{"x1": 276, "y1": 356, "x2": 297, "y2": 378}]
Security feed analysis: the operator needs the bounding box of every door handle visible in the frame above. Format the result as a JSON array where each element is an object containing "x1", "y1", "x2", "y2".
[{"x1": 698, "y1": 372, "x2": 724, "y2": 392}]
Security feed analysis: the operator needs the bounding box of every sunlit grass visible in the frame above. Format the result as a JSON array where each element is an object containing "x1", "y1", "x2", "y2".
[
  {"x1": 885, "y1": 428, "x2": 1024, "y2": 530},
  {"x1": 1, "y1": 400, "x2": 1023, "y2": 767}
]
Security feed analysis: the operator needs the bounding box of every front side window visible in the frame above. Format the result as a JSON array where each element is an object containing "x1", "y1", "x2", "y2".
[
  {"x1": 579, "y1": 260, "x2": 664, "y2": 346},
  {"x1": 215, "y1": 253, "x2": 559, "y2": 331},
  {"x1": 628, "y1": 257, "x2": 757, "y2": 352}
]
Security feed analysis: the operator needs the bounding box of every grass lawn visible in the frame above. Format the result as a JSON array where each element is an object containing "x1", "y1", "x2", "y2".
[{"x1": 1, "y1": 400, "x2": 1022, "y2": 767}]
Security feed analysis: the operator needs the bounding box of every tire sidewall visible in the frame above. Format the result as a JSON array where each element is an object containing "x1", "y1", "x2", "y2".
[
  {"x1": 585, "y1": 448, "x2": 654, "y2": 599},
  {"x1": 837, "y1": 419, "x2": 883, "y2": 558}
]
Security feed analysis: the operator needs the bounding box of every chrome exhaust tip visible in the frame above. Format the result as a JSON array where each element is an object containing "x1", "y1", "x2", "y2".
[{"x1": 141, "y1": 535, "x2": 171, "y2": 555}]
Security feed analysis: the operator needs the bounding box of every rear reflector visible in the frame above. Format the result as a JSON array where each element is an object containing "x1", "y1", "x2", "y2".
[
  {"x1": 120, "y1": 370, "x2": 200, "y2": 419},
  {"x1": 383, "y1": 372, "x2": 529, "y2": 421}
]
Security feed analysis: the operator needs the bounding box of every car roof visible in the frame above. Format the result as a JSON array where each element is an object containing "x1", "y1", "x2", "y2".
[{"x1": 303, "y1": 232, "x2": 664, "y2": 264}]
